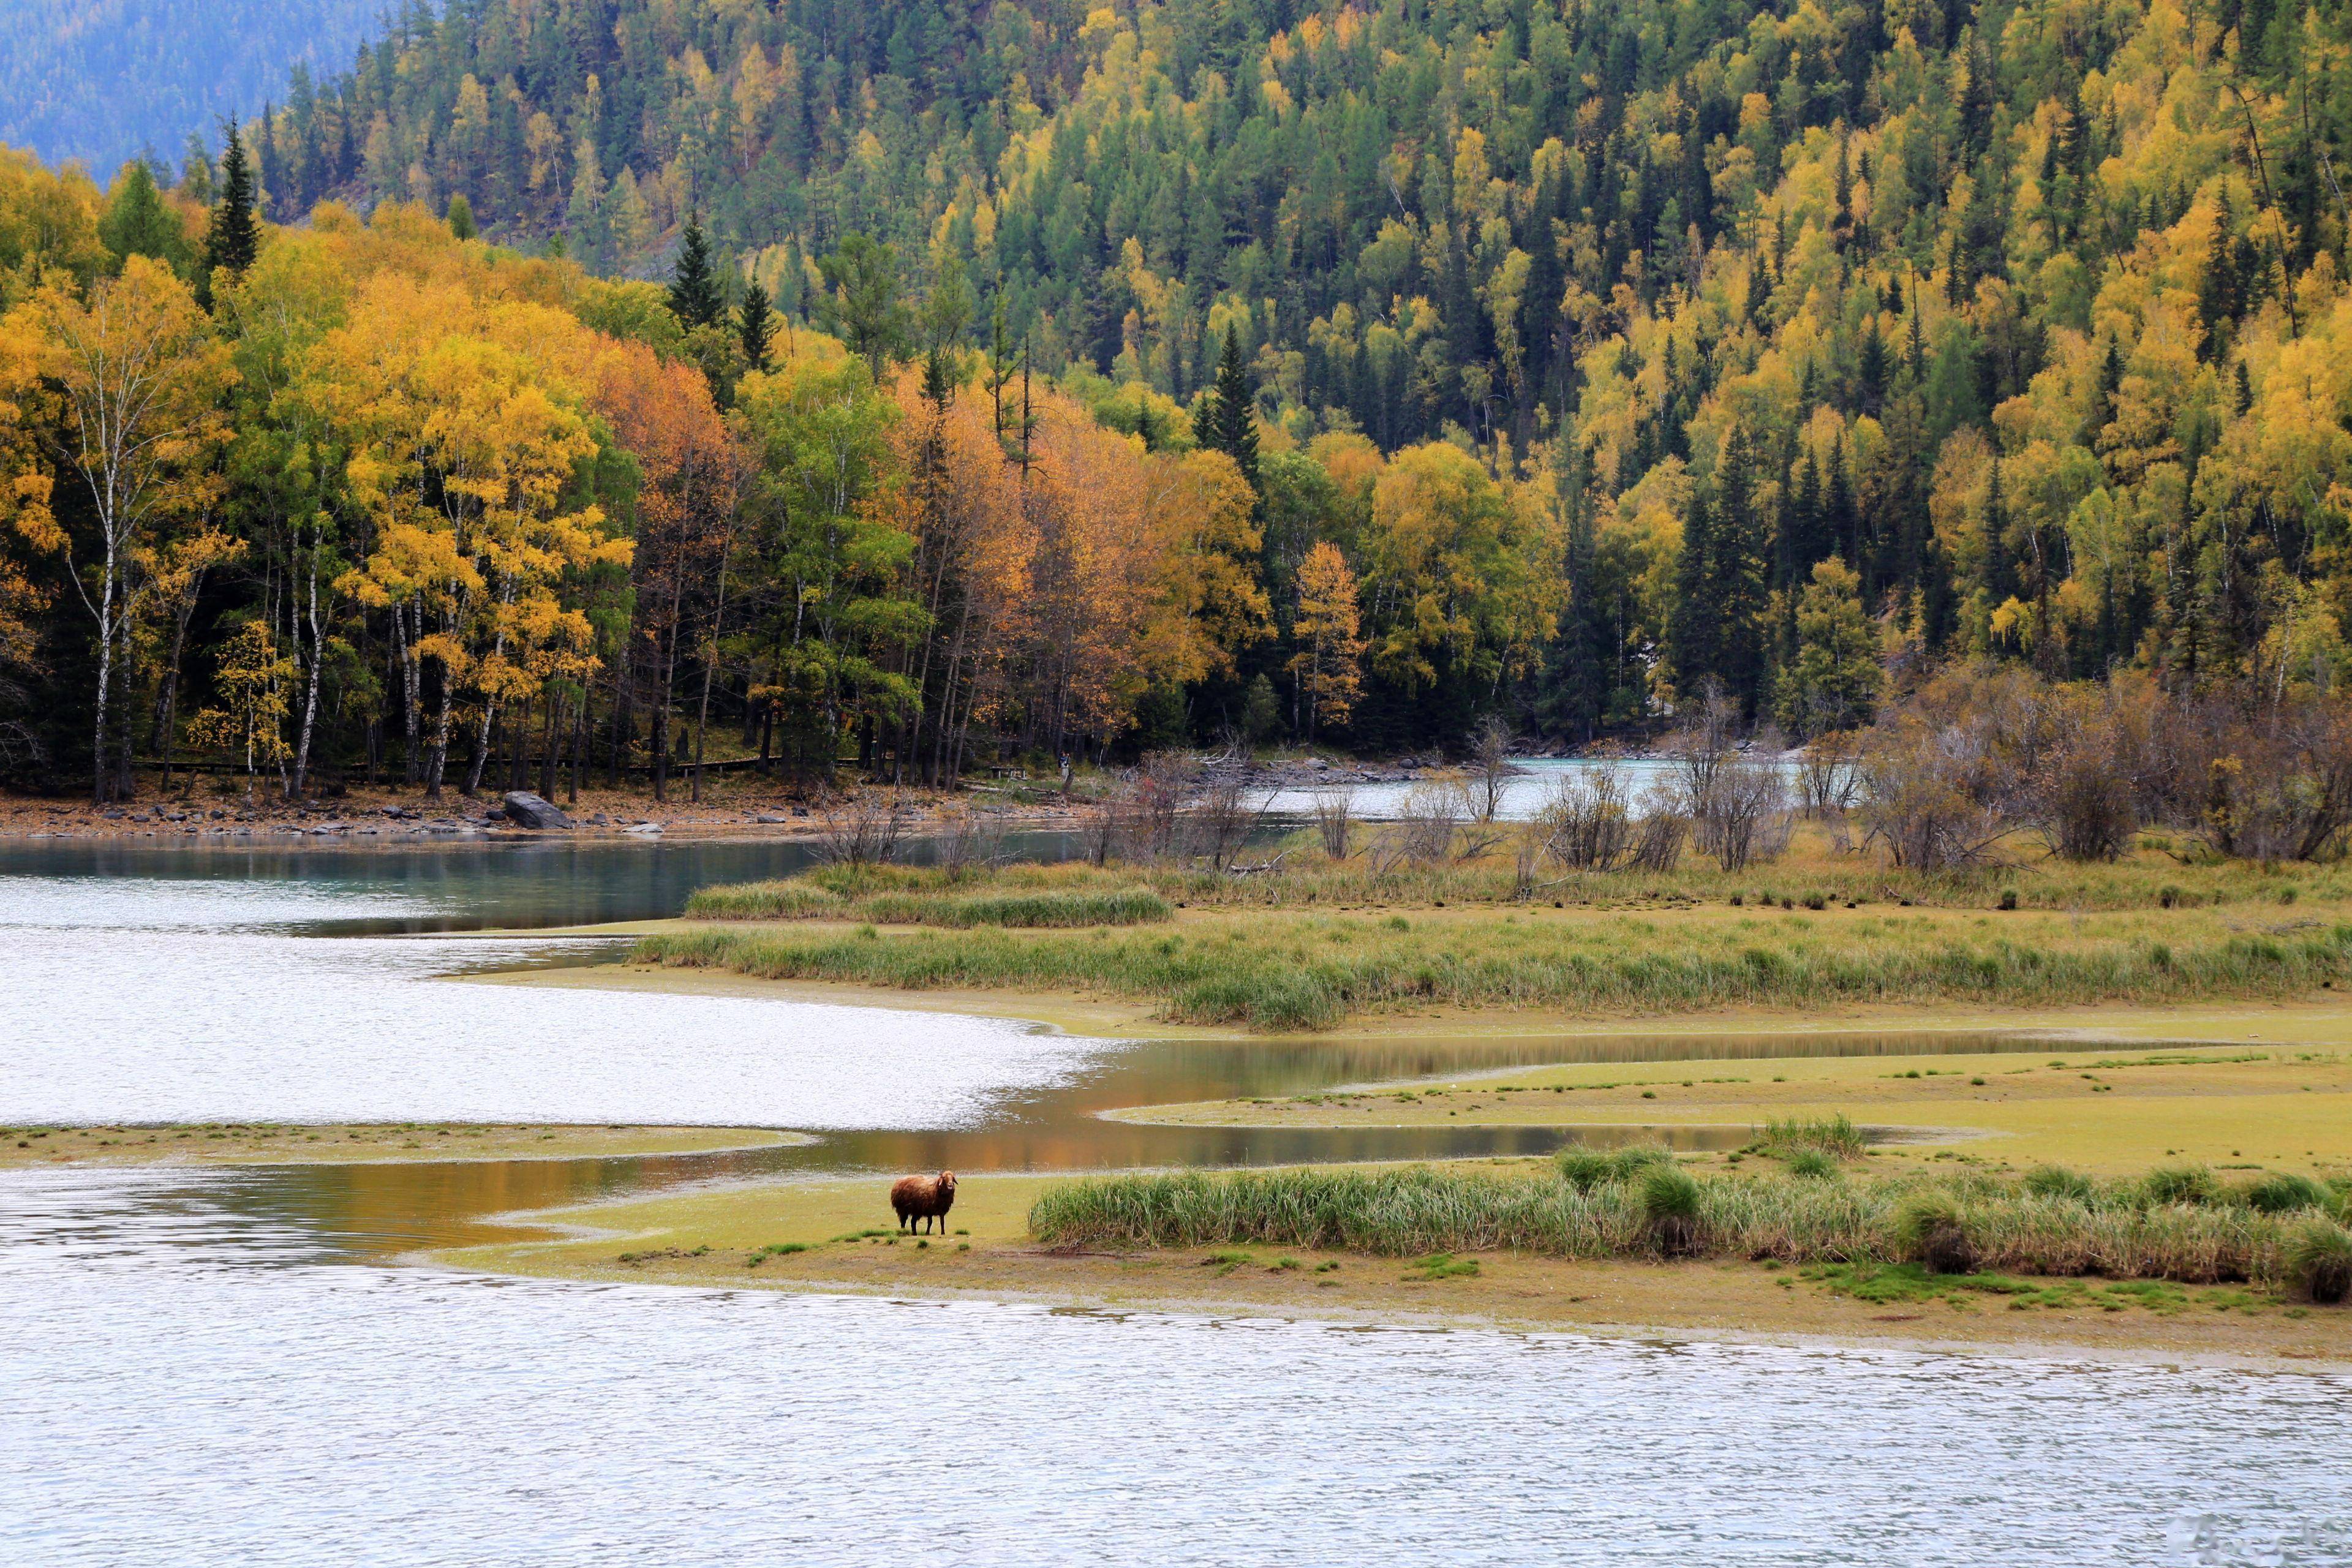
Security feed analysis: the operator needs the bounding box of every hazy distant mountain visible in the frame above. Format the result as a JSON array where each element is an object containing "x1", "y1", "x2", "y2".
[{"x1": 0, "y1": 0, "x2": 393, "y2": 177}]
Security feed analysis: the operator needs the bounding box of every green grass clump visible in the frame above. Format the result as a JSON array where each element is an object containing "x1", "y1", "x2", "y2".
[
  {"x1": 855, "y1": 887, "x2": 1172, "y2": 929},
  {"x1": 1893, "y1": 1191, "x2": 1978, "y2": 1274},
  {"x1": 1553, "y1": 1140, "x2": 1673, "y2": 1192},
  {"x1": 687, "y1": 872, "x2": 1169, "y2": 930},
  {"x1": 2283, "y1": 1219, "x2": 2352, "y2": 1303},
  {"x1": 1785, "y1": 1149, "x2": 1840, "y2": 1180},
  {"x1": 1637, "y1": 1164, "x2": 1703, "y2": 1254},
  {"x1": 2242, "y1": 1172, "x2": 2335, "y2": 1215},
  {"x1": 2141, "y1": 1163, "x2": 2220, "y2": 1207},
  {"x1": 2022, "y1": 1164, "x2": 2097, "y2": 1204},
  {"x1": 687, "y1": 879, "x2": 843, "y2": 919},
  {"x1": 1758, "y1": 1113, "x2": 1866, "y2": 1161}
]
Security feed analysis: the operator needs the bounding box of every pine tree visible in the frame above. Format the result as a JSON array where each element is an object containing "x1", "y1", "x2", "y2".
[
  {"x1": 1823, "y1": 435, "x2": 1861, "y2": 568},
  {"x1": 1709, "y1": 427, "x2": 1773, "y2": 714},
  {"x1": 669, "y1": 212, "x2": 725, "y2": 330},
  {"x1": 1672, "y1": 490, "x2": 1720, "y2": 696},
  {"x1": 202, "y1": 123, "x2": 260, "y2": 302},
  {"x1": 255, "y1": 103, "x2": 284, "y2": 221},
  {"x1": 739, "y1": 281, "x2": 775, "y2": 371},
  {"x1": 1200, "y1": 326, "x2": 1262, "y2": 503},
  {"x1": 1983, "y1": 457, "x2": 2017, "y2": 606},
  {"x1": 100, "y1": 162, "x2": 186, "y2": 270},
  {"x1": 447, "y1": 193, "x2": 477, "y2": 239}
]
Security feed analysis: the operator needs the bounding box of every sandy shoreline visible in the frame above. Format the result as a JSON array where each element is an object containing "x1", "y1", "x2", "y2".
[{"x1": 425, "y1": 1167, "x2": 2352, "y2": 1372}]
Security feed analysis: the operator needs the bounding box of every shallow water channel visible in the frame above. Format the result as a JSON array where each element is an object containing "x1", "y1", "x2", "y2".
[{"x1": 3, "y1": 841, "x2": 2346, "y2": 1565}]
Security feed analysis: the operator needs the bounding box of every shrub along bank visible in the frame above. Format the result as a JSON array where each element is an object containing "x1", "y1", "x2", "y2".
[{"x1": 1027, "y1": 1159, "x2": 2352, "y2": 1301}]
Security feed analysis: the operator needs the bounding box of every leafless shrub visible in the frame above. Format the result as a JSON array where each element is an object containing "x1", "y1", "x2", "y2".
[
  {"x1": 810, "y1": 789, "x2": 907, "y2": 868},
  {"x1": 1628, "y1": 785, "x2": 1689, "y2": 872},
  {"x1": 1104, "y1": 751, "x2": 1199, "y2": 863},
  {"x1": 1185, "y1": 771, "x2": 1265, "y2": 870},
  {"x1": 1689, "y1": 758, "x2": 1791, "y2": 872},
  {"x1": 934, "y1": 807, "x2": 1005, "y2": 881},
  {"x1": 1310, "y1": 785, "x2": 1355, "y2": 860},
  {"x1": 1466, "y1": 715, "x2": 1517, "y2": 822},
  {"x1": 1664, "y1": 684, "x2": 1791, "y2": 872},
  {"x1": 1536, "y1": 769, "x2": 1637, "y2": 872},
  {"x1": 1083, "y1": 793, "x2": 1122, "y2": 868},
  {"x1": 1510, "y1": 827, "x2": 1547, "y2": 898},
  {"x1": 2179, "y1": 690, "x2": 2352, "y2": 861},
  {"x1": 1852, "y1": 663, "x2": 2062, "y2": 871},
  {"x1": 1796, "y1": 729, "x2": 1860, "y2": 818},
  {"x1": 1393, "y1": 779, "x2": 1464, "y2": 863}
]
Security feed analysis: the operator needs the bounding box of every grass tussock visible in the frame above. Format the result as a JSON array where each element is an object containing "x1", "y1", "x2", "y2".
[
  {"x1": 686, "y1": 873, "x2": 1170, "y2": 930},
  {"x1": 1758, "y1": 1113, "x2": 1866, "y2": 1161},
  {"x1": 1027, "y1": 1162, "x2": 2347, "y2": 1292}
]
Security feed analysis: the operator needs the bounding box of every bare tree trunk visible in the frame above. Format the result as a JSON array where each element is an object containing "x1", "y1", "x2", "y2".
[{"x1": 289, "y1": 530, "x2": 325, "y2": 798}]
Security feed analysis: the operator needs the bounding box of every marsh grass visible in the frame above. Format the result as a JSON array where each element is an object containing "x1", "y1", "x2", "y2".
[
  {"x1": 656, "y1": 850, "x2": 2352, "y2": 1029},
  {"x1": 1555, "y1": 1141, "x2": 1673, "y2": 1192},
  {"x1": 2243, "y1": 1172, "x2": 2337, "y2": 1215},
  {"x1": 688, "y1": 874, "x2": 1170, "y2": 930},
  {"x1": 2285, "y1": 1220, "x2": 2352, "y2": 1303},
  {"x1": 641, "y1": 902, "x2": 2352, "y2": 1030},
  {"x1": 1028, "y1": 1163, "x2": 2333, "y2": 1291},
  {"x1": 1758, "y1": 1114, "x2": 1866, "y2": 1161}
]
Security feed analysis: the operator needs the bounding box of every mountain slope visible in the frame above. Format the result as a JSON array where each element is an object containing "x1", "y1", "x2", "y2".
[{"x1": 0, "y1": 0, "x2": 388, "y2": 176}]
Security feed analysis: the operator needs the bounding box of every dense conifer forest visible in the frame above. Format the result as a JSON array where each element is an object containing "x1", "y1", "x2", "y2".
[
  {"x1": 6, "y1": 0, "x2": 2352, "y2": 803},
  {"x1": 0, "y1": 1, "x2": 382, "y2": 176}
]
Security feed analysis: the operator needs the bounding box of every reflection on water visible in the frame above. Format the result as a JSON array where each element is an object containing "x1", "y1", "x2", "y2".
[
  {"x1": 0, "y1": 832, "x2": 1092, "y2": 934},
  {"x1": 1257, "y1": 756, "x2": 1802, "y2": 821}
]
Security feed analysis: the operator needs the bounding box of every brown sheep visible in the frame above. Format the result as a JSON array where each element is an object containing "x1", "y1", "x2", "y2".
[{"x1": 890, "y1": 1170, "x2": 958, "y2": 1235}]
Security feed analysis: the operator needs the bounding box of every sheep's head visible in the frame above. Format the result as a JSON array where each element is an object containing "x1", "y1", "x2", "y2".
[{"x1": 938, "y1": 1171, "x2": 957, "y2": 1197}]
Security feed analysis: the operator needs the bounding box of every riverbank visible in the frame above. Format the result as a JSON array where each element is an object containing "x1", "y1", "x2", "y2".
[
  {"x1": 0, "y1": 1122, "x2": 805, "y2": 1168},
  {"x1": 432, "y1": 1163, "x2": 2352, "y2": 1369},
  {"x1": 0, "y1": 783, "x2": 1086, "y2": 843}
]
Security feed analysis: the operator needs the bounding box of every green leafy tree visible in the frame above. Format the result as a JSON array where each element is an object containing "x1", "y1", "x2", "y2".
[{"x1": 1774, "y1": 557, "x2": 1880, "y2": 737}]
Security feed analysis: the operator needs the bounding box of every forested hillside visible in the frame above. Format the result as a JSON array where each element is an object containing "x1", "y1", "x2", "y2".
[
  {"x1": 5, "y1": 0, "x2": 2352, "y2": 803},
  {"x1": 0, "y1": 1, "x2": 386, "y2": 176}
]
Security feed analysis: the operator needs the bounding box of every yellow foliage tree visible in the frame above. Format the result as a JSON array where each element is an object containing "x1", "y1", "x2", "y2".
[
  {"x1": 1289, "y1": 540, "x2": 1363, "y2": 736},
  {"x1": 1, "y1": 256, "x2": 234, "y2": 800}
]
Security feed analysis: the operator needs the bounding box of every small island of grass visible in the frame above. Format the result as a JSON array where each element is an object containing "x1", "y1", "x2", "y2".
[{"x1": 630, "y1": 834, "x2": 2352, "y2": 1032}]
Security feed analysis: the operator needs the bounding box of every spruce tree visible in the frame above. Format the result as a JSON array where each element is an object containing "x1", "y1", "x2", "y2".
[
  {"x1": 1672, "y1": 490, "x2": 1719, "y2": 695},
  {"x1": 739, "y1": 281, "x2": 775, "y2": 371},
  {"x1": 203, "y1": 123, "x2": 260, "y2": 301},
  {"x1": 1983, "y1": 458, "x2": 2017, "y2": 606},
  {"x1": 1201, "y1": 326, "x2": 1262, "y2": 501},
  {"x1": 668, "y1": 213, "x2": 725, "y2": 330},
  {"x1": 1709, "y1": 427, "x2": 1773, "y2": 714}
]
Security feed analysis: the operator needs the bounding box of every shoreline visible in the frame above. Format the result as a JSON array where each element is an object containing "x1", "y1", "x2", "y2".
[
  {"x1": 480, "y1": 954, "x2": 2352, "y2": 1049},
  {"x1": 426, "y1": 1167, "x2": 2352, "y2": 1372},
  {"x1": 0, "y1": 1122, "x2": 809, "y2": 1169}
]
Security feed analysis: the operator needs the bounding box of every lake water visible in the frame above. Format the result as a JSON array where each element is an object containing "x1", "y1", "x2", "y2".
[
  {"x1": 2, "y1": 842, "x2": 2345, "y2": 1566},
  {"x1": 1255, "y1": 755, "x2": 1804, "y2": 821}
]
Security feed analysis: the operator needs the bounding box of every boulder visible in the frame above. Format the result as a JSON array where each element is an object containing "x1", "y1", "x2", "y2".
[{"x1": 502, "y1": 791, "x2": 574, "y2": 829}]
